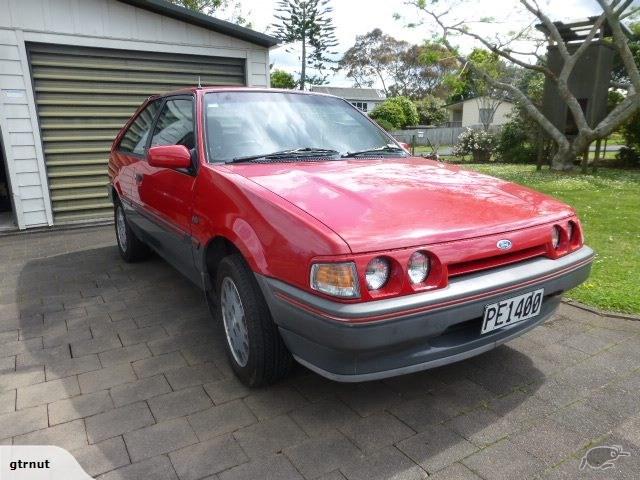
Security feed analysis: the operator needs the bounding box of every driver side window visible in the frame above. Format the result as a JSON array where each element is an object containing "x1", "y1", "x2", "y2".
[{"x1": 151, "y1": 98, "x2": 195, "y2": 150}]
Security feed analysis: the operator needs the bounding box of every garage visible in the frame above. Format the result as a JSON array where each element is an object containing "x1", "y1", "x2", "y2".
[
  {"x1": 0, "y1": 0, "x2": 277, "y2": 229},
  {"x1": 28, "y1": 44, "x2": 246, "y2": 223}
]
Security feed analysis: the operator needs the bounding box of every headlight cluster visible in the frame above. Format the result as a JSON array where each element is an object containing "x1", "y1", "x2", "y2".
[{"x1": 311, "y1": 251, "x2": 432, "y2": 299}]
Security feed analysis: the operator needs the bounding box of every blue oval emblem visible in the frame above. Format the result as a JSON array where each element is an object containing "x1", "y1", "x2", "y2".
[{"x1": 497, "y1": 239, "x2": 512, "y2": 250}]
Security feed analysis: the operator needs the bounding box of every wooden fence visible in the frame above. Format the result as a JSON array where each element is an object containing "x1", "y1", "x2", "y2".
[{"x1": 391, "y1": 125, "x2": 503, "y2": 146}]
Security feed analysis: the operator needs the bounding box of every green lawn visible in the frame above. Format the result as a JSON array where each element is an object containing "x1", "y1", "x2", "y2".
[{"x1": 462, "y1": 163, "x2": 640, "y2": 315}]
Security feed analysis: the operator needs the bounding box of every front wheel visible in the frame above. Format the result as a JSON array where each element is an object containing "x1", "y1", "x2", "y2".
[
  {"x1": 114, "y1": 200, "x2": 151, "y2": 262},
  {"x1": 215, "y1": 254, "x2": 292, "y2": 387}
]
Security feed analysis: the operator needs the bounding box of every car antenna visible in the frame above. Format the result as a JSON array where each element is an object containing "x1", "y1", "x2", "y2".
[{"x1": 197, "y1": 76, "x2": 202, "y2": 88}]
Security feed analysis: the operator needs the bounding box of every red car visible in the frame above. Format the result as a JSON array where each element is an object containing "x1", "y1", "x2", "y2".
[{"x1": 108, "y1": 87, "x2": 594, "y2": 387}]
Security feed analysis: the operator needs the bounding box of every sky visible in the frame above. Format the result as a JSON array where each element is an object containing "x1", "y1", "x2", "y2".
[{"x1": 235, "y1": 0, "x2": 605, "y2": 87}]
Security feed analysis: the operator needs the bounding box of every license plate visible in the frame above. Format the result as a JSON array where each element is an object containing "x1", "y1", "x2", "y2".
[{"x1": 481, "y1": 289, "x2": 544, "y2": 335}]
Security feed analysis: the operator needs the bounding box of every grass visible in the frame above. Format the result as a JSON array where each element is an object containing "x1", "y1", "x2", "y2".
[{"x1": 459, "y1": 163, "x2": 640, "y2": 314}]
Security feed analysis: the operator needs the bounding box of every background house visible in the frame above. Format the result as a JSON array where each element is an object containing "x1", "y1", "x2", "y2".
[
  {"x1": 0, "y1": 0, "x2": 277, "y2": 230},
  {"x1": 310, "y1": 86, "x2": 386, "y2": 112},
  {"x1": 445, "y1": 96, "x2": 514, "y2": 128}
]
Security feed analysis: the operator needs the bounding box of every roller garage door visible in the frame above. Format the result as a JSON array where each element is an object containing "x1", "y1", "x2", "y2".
[{"x1": 27, "y1": 43, "x2": 245, "y2": 224}]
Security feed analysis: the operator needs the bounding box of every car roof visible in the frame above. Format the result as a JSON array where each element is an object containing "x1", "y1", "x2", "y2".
[{"x1": 150, "y1": 86, "x2": 334, "y2": 99}]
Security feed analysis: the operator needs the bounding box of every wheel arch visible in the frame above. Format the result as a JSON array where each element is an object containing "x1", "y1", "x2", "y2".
[{"x1": 200, "y1": 230, "x2": 266, "y2": 293}]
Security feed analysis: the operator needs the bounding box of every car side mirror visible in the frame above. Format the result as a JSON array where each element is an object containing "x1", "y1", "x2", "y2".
[{"x1": 148, "y1": 145, "x2": 192, "y2": 169}]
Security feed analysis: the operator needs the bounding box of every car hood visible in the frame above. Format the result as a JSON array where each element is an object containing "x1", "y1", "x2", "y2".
[{"x1": 225, "y1": 157, "x2": 574, "y2": 253}]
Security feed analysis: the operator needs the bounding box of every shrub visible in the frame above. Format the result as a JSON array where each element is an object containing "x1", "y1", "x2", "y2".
[
  {"x1": 452, "y1": 128, "x2": 498, "y2": 162},
  {"x1": 369, "y1": 101, "x2": 406, "y2": 130},
  {"x1": 388, "y1": 96, "x2": 419, "y2": 127},
  {"x1": 414, "y1": 95, "x2": 448, "y2": 126},
  {"x1": 495, "y1": 120, "x2": 537, "y2": 163},
  {"x1": 369, "y1": 96, "x2": 419, "y2": 129},
  {"x1": 373, "y1": 118, "x2": 395, "y2": 131},
  {"x1": 270, "y1": 69, "x2": 296, "y2": 89},
  {"x1": 616, "y1": 146, "x2": 640, "y2": 167}
]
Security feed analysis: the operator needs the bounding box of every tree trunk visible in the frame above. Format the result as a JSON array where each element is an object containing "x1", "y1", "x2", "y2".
[
  {"x1": 580, "y1": 147, "x2": 589, "y2": 174},
  {"x1": 300, "y1": 34, "x2": 306, "y2": 90},
  {"x1": 535, "y1": 129, "x2": 545, "y2": 171},
  {"x1": 551, "y1": 146, "x2": 575, "y2": 171},
  {"x1": 593, "y1": 138, "x2": 602, "y2": 173}
]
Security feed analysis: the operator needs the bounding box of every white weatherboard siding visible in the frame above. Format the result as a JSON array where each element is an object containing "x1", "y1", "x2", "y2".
[
  {"x1": 0, "y1": 29, "x2": 50, "y2": 228},
  {"x1": 460, "y1": 99, "x2": 514, "y2": 127},
  {"x1": 0, "y1": 0, "x2": 270, "y2": 228}
]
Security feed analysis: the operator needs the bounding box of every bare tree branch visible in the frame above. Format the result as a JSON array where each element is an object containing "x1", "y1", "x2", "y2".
[
  {"x1": 415, "y1": 3, "x2": 569, "y2": 150},
  {"x1": 409, "y1": 0, "x2": 640, "y2": 170},
  {"x1": 446, "y1": 25, "x2": 554, "y2": 76},
  {"x1": 598, "y1": 0, "x2": 640, "y2": 91},
  {"x1": 593, "y1": 93, "x2": 640, "y2": 137}
]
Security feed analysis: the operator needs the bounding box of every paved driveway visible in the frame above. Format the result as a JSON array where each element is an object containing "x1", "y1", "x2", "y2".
[{"x1": 1, "y1": 226, "x2": 640, "y2": 480}]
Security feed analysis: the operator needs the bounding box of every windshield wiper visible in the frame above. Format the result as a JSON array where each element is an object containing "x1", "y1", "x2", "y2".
[
  {"x1": 229, "y1": 147, "x2": 339, "y2": 163},
  {"x1": 342, "y1": 145, "x2": 406, "y2": 158}
]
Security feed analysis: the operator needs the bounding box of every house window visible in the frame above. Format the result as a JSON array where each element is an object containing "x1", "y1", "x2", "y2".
[{"x1": 351, "y1": 102, "x2": 368, "y2": 112}]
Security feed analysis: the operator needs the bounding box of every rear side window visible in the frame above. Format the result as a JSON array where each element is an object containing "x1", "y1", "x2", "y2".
[
  {"x1": 119, "y1": 100, "x2": 162, "y2": 154},
  {"x1": 151, "y1": 98, "x2": 195, "y2": 150}
]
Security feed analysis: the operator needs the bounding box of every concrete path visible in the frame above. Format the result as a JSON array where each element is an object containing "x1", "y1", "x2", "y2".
[{"x1": 1, "y1": 226, "x2": 639, "y2": 479}]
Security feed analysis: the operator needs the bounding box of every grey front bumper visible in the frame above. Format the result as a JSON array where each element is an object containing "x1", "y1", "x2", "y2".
[{"x1": 256, "y1": 246, "x2": 594, "y2": 382}]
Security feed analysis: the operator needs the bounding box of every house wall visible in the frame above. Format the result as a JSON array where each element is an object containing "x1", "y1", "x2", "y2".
[
  {"x1": 461, "y1": 99, "x2": 514, "y2": 127},
  {"x1": 347, "y1": 99, "x2": 382, "y2": 112},
  {"x1": 0, "y1": 0, "x2": 270, "y2": 229}
]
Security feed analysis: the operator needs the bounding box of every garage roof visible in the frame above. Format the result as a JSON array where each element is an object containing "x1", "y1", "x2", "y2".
[{"x1": 117, "y1": 0, "x2": 280, "y2": 48}]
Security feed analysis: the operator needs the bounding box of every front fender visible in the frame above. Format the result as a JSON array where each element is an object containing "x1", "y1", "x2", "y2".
[{"x1": 192, "y1": 166, "x2": 350, "y2": 291}]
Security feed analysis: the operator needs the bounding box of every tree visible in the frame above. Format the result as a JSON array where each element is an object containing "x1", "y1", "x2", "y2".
[
  {"x1": 389, "y1": 42, "x2": 458, "y2": 98},
  {"x1": 271, "y1": 0, "x2": 338, "y2": 90},
  {"x1": 339, "y1": 29, "x2": 408, "y2": 93},
  {"x1": 270, "y1": 69, "x2": 297, "y2": 89},
  {"x1": 339, "y1": 30, "x2": 458, "y2": 98},
  {"x1": 414, "y1": 95, "x2": 448, "y2": 125},
  {"x1": 406, "y1": 0, "x2": 640, "y2": 171},
  {"x1": 166, "y1": 0, "x2": 251, "y2": 26}
]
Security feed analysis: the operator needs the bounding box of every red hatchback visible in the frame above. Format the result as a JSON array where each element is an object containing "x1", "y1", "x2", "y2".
[{"x1": 108, "y1": 87, "x2": 594, "y2": 386}]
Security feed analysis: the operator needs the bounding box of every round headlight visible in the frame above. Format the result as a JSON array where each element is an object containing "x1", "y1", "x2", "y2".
[
  {"x1": 408, "y1": 251, "x2": 430, "y2": 284},
  {"x1": 551, "y1": 226, "x2": 561, "y2": 249},
  {"x1": 365, "y1": 257, "x2": 390, "y2": 290}
]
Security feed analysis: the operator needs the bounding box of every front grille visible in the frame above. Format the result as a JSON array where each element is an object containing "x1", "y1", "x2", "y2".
[{"x1": 448, "y1": 245, "x2": 547, "y2": 277}]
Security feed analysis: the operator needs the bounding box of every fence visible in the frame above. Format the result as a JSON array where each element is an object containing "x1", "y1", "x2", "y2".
[{"x1": 391, "y1": 125, "x2": 503, "y2": 147}]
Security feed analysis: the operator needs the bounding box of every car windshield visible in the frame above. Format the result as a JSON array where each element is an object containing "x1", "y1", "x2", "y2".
[{"x1": 204, "y1": 91, "x2": 403, "y2": 162}]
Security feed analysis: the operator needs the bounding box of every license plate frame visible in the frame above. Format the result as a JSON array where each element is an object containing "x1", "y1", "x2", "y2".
[{"x1": 481, "y1": 288, "x2": 544, "y2": 335}]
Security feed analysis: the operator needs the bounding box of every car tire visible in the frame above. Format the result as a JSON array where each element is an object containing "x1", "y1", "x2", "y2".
[
  {"x1": 215, "y1": 254, "x2": 293, "y2": 387},
  {"x1": 114, "y1": 199, "x2": 151, "y2": 263}
]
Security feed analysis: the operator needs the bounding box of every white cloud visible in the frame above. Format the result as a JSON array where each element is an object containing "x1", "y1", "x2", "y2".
[{"x1": 244, "y1": 0, "x2": 606, "y2": 87}]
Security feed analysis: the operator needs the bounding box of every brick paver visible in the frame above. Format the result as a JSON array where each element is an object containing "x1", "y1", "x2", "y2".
[{"x1": 1, "y1": 226, "x2": 640, "y2": 479}]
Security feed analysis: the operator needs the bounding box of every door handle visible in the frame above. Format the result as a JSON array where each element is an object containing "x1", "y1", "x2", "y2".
[{"x1": 135, "y1": 173, "x2": 144, "y2": 184}]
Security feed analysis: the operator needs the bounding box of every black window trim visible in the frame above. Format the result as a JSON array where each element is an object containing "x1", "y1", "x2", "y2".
[{"x1": 116, "y1": 97, "x2": 164, "y2": 158}]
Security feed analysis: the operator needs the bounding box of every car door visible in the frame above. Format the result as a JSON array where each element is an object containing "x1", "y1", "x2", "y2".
[
  {"x1": 134, "y1": 95, "x2": 199, "y2": 283},
  {"x1": 113, "y1": 99, "x2": 163, "y2": 236}
]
